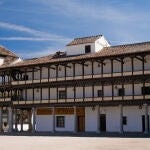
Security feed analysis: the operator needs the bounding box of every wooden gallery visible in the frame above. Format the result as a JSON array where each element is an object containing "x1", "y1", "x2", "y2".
[{"x1": 0, "y1": 35, "x2": 150, "y2": 134}]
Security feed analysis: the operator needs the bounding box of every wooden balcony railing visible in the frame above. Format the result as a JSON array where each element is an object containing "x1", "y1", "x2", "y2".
[
  {"x1": 8, "y1": 69, "x2": 150, "y2": 85},
  {"x1": 11, "y1": 94, "x2": 150, "y2": 105}
]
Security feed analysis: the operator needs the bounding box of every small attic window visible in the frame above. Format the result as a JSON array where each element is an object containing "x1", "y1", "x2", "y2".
[{"x1": 85, "y1": 45, "x2": 91, "y2": 53}]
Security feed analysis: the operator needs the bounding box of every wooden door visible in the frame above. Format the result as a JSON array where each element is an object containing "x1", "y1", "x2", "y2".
[
  {"x1": 142, "y1": 115, "x2": 149, "y2": 132},
  {"x1": 78, "y1": 116, "x2": 85, "y2": 132},
  {"x1": 100, "y1": 114, "x2": 106, "y2": 132}
]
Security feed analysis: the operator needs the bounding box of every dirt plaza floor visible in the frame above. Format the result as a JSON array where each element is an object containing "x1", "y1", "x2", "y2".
[{"x1": 0, "y1": 134, "x2": 150, "y2": 150}]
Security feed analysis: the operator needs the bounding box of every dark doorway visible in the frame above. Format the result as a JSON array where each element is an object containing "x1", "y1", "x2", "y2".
[
  {"x1": 77, "y1": 116, "x2": 85, "y2": 132},
  {"x1": 100, "y1": 114, "x2": 106, "y2": 132},
  {"x1": 142, "y1": 115, "x2": 149, "y2": 132}
]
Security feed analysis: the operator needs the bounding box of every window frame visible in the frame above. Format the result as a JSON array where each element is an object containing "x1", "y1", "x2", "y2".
[
  {"x1": 56, "y1": 116, "x2": 65, "y2": 128},
  {"x1": 118, "y1": 88, "x2": 125, "y2": 96},
  {"x1": 123, "y1": 116, "x2": 127, "y2": 125},
  {"x1": 142, "y1": 86, "x2": 150, "y2": 95},
  {"x1": 59, "y1": 90, "x2": 66, "y2": 99},
  {"x1": 85, "y1": 45, "x2": 91, "y2": 53},
  {"x1": 97, "y1": 90, "x2": 103, "y2": 97}
]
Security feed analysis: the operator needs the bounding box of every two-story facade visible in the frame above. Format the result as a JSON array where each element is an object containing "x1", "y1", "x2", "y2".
[{"x1": 0, "y1": 35, "x2": 150, "y2": 134}]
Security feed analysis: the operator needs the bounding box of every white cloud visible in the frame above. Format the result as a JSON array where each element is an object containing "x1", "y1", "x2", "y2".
[
  {"x1": 0, "y1": 22, "x2": 72, "y2": 43},
  {"x1": 19, "y1": 46, "x2": 62, "y2": 59},
  {"x1": 31, "y1": 0, "x2": 136, "y2": 23},
  {"x1": 0, "y1": 37, "x2": 71, "y2": 43}
]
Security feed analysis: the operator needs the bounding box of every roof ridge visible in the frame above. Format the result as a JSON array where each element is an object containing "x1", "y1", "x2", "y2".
[
  {"x1": 110, "y1": 41, "x2": 150, "y2": 48},
  {"x1": 0, "y1": 45, "x2": 19, "y2": 58},
  {"x1": 74, "y1": 35, "x2": 102, "y2": 40}
]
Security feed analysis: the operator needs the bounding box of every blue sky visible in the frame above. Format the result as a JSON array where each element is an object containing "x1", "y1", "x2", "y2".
[{"x1": 0, "y1": 0, "x2": 150, "y2": 59}]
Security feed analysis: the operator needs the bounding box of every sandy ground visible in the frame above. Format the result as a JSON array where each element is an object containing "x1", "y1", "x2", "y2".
[{"x1": 0, "y1": 136, "x2": 150, "y2": 150}]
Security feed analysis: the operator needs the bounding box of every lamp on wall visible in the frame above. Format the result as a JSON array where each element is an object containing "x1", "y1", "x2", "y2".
[
  {"x1": 115, "y1": 85, "x2": 118, "y2": 89},
  {"x1": 36, "y1": 88, "x2": 39, "y2": 93},
  {"x1": 139, "y1": 105, "x2": 142, "y2": 109},
  {"x1": 98, "y1": 63, "x2": 100, "y2": 67},
  {"x1": 92, "y1": 106, "x2": 95, "y2": 111},
  {"x1": 58, "y1": 67, "x2": 61, "y2": 71}
]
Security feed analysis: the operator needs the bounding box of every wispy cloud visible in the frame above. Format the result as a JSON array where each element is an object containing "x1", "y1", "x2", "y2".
[
  {"x1": 31, "y1": 0, "x2": 141, "y2": 23},
  {"x1": 0, "y1": 22, "x2": 71, "y2": 43},
  {"x1": 0, "y1": 37, "x2": 70, "y2": 42},
  {"x1": 19, "y1": 46, "x2": 61, "y2": 59},
  {"x1": 31, "y1": 0, "x2": 150, "y2": 25}
]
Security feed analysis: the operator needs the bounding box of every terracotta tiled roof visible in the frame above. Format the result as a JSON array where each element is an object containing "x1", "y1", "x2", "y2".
[
  {"x1": 66, "y1": 35, "x2": 102, "y2": 46},
  {"x1": 0, "y1": 46, "x2": 19, "y2": 58},
  {"x1": 96, "y1": 41, "x2": 150, "y2": 57},
  {"x1": 0, "y1": 41, "x2": 150, "y2": 69}
]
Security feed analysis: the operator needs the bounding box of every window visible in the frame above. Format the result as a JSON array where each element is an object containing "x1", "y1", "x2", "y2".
[
  {"x1": 59, "y1": 90, "x2": 66, "y2": 99},
  {"x1": 123, "y1": 116, "x2": 127, "y2": 125},
  {"x1": 97, "y1": 90, "x2": 103, "y2": 97},
  {"x1": 142, "y1": 86, "x2": 150, "y2": 95},
  {"x1": 56, "y1": 116, "x2": 65, "y2": 128},
  {"x1": 118, "y1": 88, "x2": 125, "y2": 96},
  {"x1": 85, "y1": 45, "x2": 91, "y2": 53}
]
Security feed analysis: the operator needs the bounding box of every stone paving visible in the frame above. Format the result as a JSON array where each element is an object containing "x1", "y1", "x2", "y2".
[{"x1": 0, "y1": 134, "x2": 150, "y2": 150}]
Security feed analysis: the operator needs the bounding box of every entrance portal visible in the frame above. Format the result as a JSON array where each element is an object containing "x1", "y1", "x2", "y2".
[
  {"x1": 77, "y1": 116, "x2": 85, "y2": 132},
  {"x1": 142, "y1": 115, "x2": 149, "y2": 132},
  {"x1": 100, "y1": 114, "x2": 106, "y2": 132}
]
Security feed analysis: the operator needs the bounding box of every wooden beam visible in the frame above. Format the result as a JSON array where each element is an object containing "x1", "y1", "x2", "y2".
[
  {"x1": 77, "y1": 62, "x2": 88, "y2": 67},
  {"x1": 96, "y1": 60, "x2": 106, "y2": 65},
  {"x1": 113, "y1": 58, "x2": 124, "y2": 64},
  {"x1": 135, "y1": 56, "x2": 143, "y2": 61}
]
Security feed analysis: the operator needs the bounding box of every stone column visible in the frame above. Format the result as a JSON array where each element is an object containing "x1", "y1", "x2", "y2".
[
  {"x1": 20, "y1": 110, "x2": 23, "y2": 132},
  {"x1": 8, "y1": 107, "x2": 13, "y2": 132},
  {"x1": 52, "y1": 107, "x2": 55, "y2": 133},
  {"x1": 28, "y1": 110, "x2": 32, "y2": 132},
  {"x1": 14, "y1": 109, "x2": 18, "y2": 132},
  {"x1": 119, "y1": 105, "x2": 123, "y2": 133},
  {"x1": 0, "y1": 107, "x2": 2, "y2": 132},
  {"x1": 97, "y1": 105, "x2": 100, "y2": 133},
  {"x1": 74, "y1": 106, "x2": 77, "y2": 133},
  {"x1": 144, "y1": 104, "x2": 148, "y2": 134},
  {"x1": 32, "y1": 107, "x2": 36, "y2": 133}
]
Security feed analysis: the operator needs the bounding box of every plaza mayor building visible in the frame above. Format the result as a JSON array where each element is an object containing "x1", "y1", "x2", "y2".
[{"x1": 0, "y1": 35, "x2": 150, "y2": 134}]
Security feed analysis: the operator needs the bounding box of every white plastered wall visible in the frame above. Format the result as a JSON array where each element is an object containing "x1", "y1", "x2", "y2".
[
  {"x1": 123, "y1": 106, "x2": 144, "y2": 132},
  {"x1": 50, "y1": 67, "x2": 56, "y2": 78},
  {"x1": 93, "y1": 62, "x2": 101, "y2": 75},
  {"x1": 85, "y1": 86, "x2": 92, "y2": 97},
  {"x1": 66, "y1": 63, "x2": 73, "y2": 77},
  {"x1": 123, "y1": 57, "x2": 132, "y2": 72},
  {"x1": 42, "y1": 67, "x2": 48, "y2": 79},
  {"x1": 27, "y1": 89, "x2": 33, "y2": 100},
  {"x1": 66, "y1": 43, "x2": 95, "y2": 56},
  {"x1": 103, "y1": 59, "x2": 111, "y2": 74},
  {"x1": 67, "y1": 87, "x2": 74, "y2": 99},
  {"x1": 36, "y1": 115, "x2": 53, "y2": 131},
  {"x1": 42, "y1": 88, "x2": 48, "y2": 100},
  {"x1": 104, "y1": 86, "x2": 112, "y2": 97},
  {"x1": 50, "y1": 88, "x2": 57, "y2": 100},
  {"x1": 85, "y1": 107, "x2": 98, "y2": 132},
  {"x1": 113, "y1": 60, "x2": 121, "y2": 73},
  {"x1": 55, "y1": 115, "x2": 74, "y2": 132},
  {"x1": 58, "y1": 65, "x2": 65, "y2": 78},
  {"x1": 100, "y1": 106, "x2": 121, "y2": 132},
  {"x1": 84, "y1": 61, "x2": 92, "y2": 75},
  {"x1": 0, "y1": 58, "x2": 4, "y2": 66},
  {"x1": 76, "y1": 87, "x2": 83, "y2": 98},
  {"x1": 75, "y1": 64, "x2": 82, "y2": 76},
  {"x1": 145, "y1": 55, "x2": 150, "y2": 70}
]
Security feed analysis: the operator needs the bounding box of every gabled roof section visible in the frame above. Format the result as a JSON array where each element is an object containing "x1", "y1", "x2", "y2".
[
  {"x1": 0, "y1": 45, "x2": 19, "y2": 58},
  {"x1": 0, "y1": 41, "x2": 150, "y2": 69},
  {"x1": 98, "y1": 41, "x2": 150, "y2": 57},
  {"x1": 66, "y1": 35, "x2": 102, "y2": 46},
  {"x1": 11, "y1": 54, "x2": 55, "y2": 67}
]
